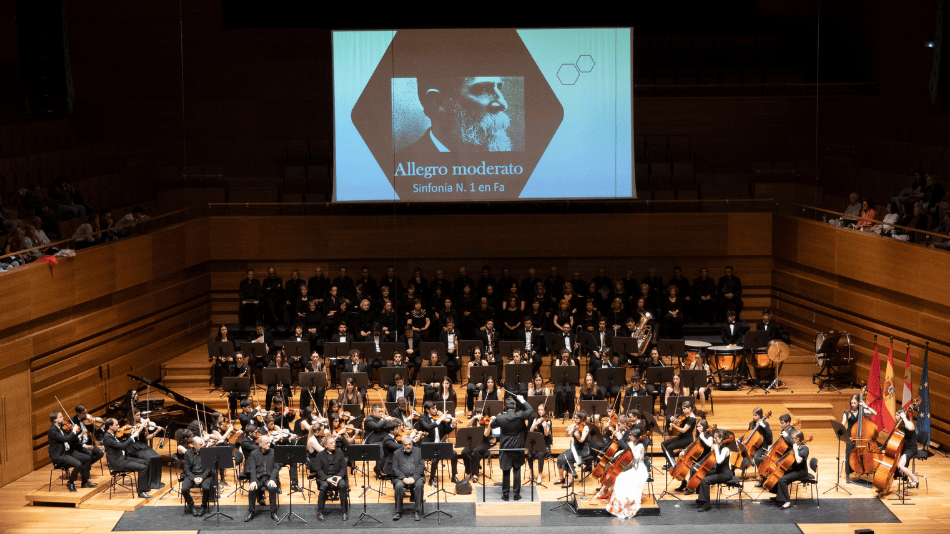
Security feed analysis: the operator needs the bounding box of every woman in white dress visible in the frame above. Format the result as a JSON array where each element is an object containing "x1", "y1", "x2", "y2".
[{"x1": 606, "y1": 428, "x2": 649, "y2": 519}]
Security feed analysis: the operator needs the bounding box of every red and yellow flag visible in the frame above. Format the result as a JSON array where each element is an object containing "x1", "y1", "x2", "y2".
[
  {"x1": 882, "y1": 342, "x2": 897, "y2": 432},
  {"x1": 902, "y1": 344, "x2": 914, "y2": 409}
]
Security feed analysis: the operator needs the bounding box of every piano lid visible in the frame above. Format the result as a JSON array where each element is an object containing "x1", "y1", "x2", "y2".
[{"x1": 127, "y1": 374, "x2": 216, "y2": 420}]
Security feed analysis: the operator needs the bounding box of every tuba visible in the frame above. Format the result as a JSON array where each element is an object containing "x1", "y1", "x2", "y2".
[{"x1": 632, "y1": 312, "x2": 654, "y2": 356}]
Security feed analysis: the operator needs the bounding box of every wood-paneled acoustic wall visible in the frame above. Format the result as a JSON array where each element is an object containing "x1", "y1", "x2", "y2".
[
  {"x1": 772, "y1": 216, "x2": 950, "y2": 445},
  {"x1": 205, "y1": 212, "x2": 774, "y2": 326},
  {"x1": 0, "y1": 218, "x2": 212, "y2": 478}
]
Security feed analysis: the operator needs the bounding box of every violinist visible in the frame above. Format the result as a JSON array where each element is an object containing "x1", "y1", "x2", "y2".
[
  {"x1": 264, "y1": 351, "x2": 291, "y2": 411},
  {"x1": 553, "y1": 349, "x2": 577, "y2": 418},
  {"x1": 364, "y1": 404, "x2": 391, "y2": 445},
  {"x1": 237, "y1": 399, "x2": 262, "y2": 431},
  {"x1": 71, "y1": 404, "x2": 104, "y2": 468},
  {"x1": 661, "y1": 400, "x2": 696, "y2": 469},
  {"x1": 460, "y1": 406, "x2": 493, "y2": 482},
  {"x1": 300, "y1": 351, "x2": 326, "y2": 415},
  {"x1": 392, "y1": 397, "x2": 416, "y2": 426},
  {"x1": 181, "y1": 436, "x2": 213, "y2": 517},
  {"x1": 747, "y1": 407, "x2": 774, "y2": 470},
  {"x1": 894, "y1": 409, "x2": 920, "y2": 489},
  {"x1": 227, "y1": 352, "x2": 250, "y2": 414},
  {"x1": 418, "y1": 400, "x2": 460, "y2": 485},
  {"x1": 555, "y1": 410, "x2": 590, "y2": 488},
  {"x1": 842, "y1": 394, "x2": 877, "y2": 481},
  {"x1": 756, "y1": 414, "x2": 794, "y2": 488},
  {"x1": 503, "y1": 350, "x2": 529, "y2": 398},
  {"x1": 528, "y1": 403, "x2": 553, "y2": 485},
  {"x1": 48, "y1": 411, "x2": 94, "y2": 492},
  {"x1": 386, "y1": 373, "x2": 415, "y2": 407},
  {"x1": 769, "y1": 430, "x2": 809, "y2": 509},
  {"x1": 261, "y1": 411, "x2": 300, "y2": 493},
  {"x1": 102, "y1": 418, "x2": 153, "y2": 498},
  {"x1": 674, "y1": 418, "x2": 712, "y2": 494},
  {"x1": 270, "y1": 396, "x2": 297, "y2": 430},
  {"x1": 305, "y1": 420, "x2": 326, "y2": 472},
  {"x1": 207, "y1": 412, "x2": 237, "y2": 486},
  {"x1": 694, "y1": 429, "x2": 733, "y2": 513},
  {"x1": 327, "y1": 413, "x2": 358, "y2": 451},
  {"x1": 128, "y1": 409, "x2": 164, "y2": 490}
]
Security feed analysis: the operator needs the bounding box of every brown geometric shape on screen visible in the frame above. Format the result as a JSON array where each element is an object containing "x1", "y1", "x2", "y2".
[{"x1": 351, "y1": 29, "x2": 563, "y2": 201}]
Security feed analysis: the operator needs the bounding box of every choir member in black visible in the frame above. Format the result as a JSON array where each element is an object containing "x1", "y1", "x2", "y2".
[
  {"x1": 545, "y1": 266, "x2": 566, "y2": 301},
  {"x1": 128, "y1": 409, "x2": 164, "y2": 489},
  {"x1": 402, "y1": 285, "x2": 426, "y2": 320},
  {"x1": 588, "y1": 319, "x2": 614, "y2": 360},
  {"x1": 418, "y1": 400, "x2": 460, "y2": 485},
  {"x1": 637, "y1": 283, "x2": 658, "y2": 318},
  {"x1": 393, "y1": 434, "x2": 426, "y2": 521},
  {"x1": 695, "y1": 429, "x2": 733, "y2": 512},
  {"x1": 434, "y1": 296, "x2": 459, "y2": 330},
  {"x1": 692, "y1": 268, "x2": 715, "y2": 324},
  {"x1": 292, "y1": 284, "x2": 312, "y2": 327},
  {"x1": 521, "y1": 268, "x2": 542, "y2": 302},
  {"x1": 102, "y1": 418, "x2": 152, "y2": 497},
  {"x1": 323, "y1": 285, "x2": 343, "y2": 322},
  {"x1": 526, "y1": 298, "x2": 548, "y2": 333},
  {"x1": 465, "y1": 347, "x2": 494, "y2": 415},
  {"x1": 562, "y1": 283, "x2": 584, "y2": 314},
  {"x1": 504, "y1": 350, "x2": 530, "y2": 398},
  {"x1": 332, "y1": 267, "x2": 357, "y2": 305},
  {"x1": 71, "y1": 405, "x2": 104, "y2": 470},
  {"x1": 661, "y1": 285, "x2": 685, "y2": 339},
  {"x1": 501, "y1": 296, "x2": 523, "y2": 340},
  {"x1": 459, "y1": 406, "x2": 493, "y2": 481},
  {"x1": 717, "y1": 266, "x2": 743, "y2": 321},
  {"x1": 307, "y1": 267, "x2": 330, "y2": 309},
  {"x1": 756, "y1": 414, "x2": 795, "y2": 487},
  {"x1": 354, "y1": 298, "x2": 376, "y2": 341},
  {"x1": 553, "y1": 350, "x2": 578, "y2": 417},
  {"x1": 264, "y1": 351, "x2": 291, "y2": 411},
  {"x1": 378, "y1": 300, "x2": 398, "y2": 341},
  {"x1": 520, "y1": 317, "x2": 545, "y2": 374},
  {"x1": 608, "y1": 288, "x2": 629, "y2": 328},
  {"x1": 379, "y1": 266, "x2": 402, "y2": 299},
  {"x1": 181, "y1": 436, "x2": 214, "y2": 516},
  {"x1": 746, "y1": 407, "x2": 774, "y2": 471},
  {"x1": 48, "y1": 411, "x2": 93, "y2": 492},
  {"x1": 314, "y1": 434, "x2": 349, "y2": 521},
  {"x1": 555, "y1": 410, "x2": 590, "y2": 487},
  {"x1": 387, "y1": 373, "x2": 415, "y2": 406},
  {"x1": 553, "y1": 298, "x2": 575, "y2": 333},
  {"x1": 489, "y1": 395, "x2": 533, "y2": 500},
  {"x1": 439, "y1": 317, "x2": 462, "y2": 383},
  {"x1": 472, "y1": 297, "x2": 496, "y2": 336},
  {"x1": 239, "y1": 269, "x2": 262, "y2": 329},
  {"x1": 244, "y1": 434, "x2": 282, "y2": 522},
  {"x1": 211, "y1": 324, "x2": 236, "y2": 388},
  {"x1": 303, "y1": 299, "x2": 325, "y2": 348},
  {"x1": 661, "y1": 400, "x2": 696, "y2": 468},
  {"x1": 639, "y1": 347, "x2": 666, "y2": 402},
  {"x1": 261, "y1": 267, "x2": 284, "y2": 329},
  {"x1": 674, "y1": 418, "x2": 712, "y2": 493},
  {"x1": 578, "y1": 299, "x2": 600, "y2": 333},
  {"x1": 527, "y1": 403, "x2": 553, "y2": 485},
  {"x1": 299, "y1": 352, "x2": 326, "y2": 415},
  {"x1": 769, "y1": 430, "x2": 810, "y2": 508},
  {"x1": 579, "y1": 372, "x2": 605, "y2": 401},
  {"x1": 407, "y1": 298, "x2": 431, "y2": 341}
]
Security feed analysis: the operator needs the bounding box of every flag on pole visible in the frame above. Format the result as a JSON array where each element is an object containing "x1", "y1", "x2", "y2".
[
  {"x1": 917, "y1": 344, "x2": 931, "y2": 437},
  {"x1": 902, "y1": 344, "x2": 913, "y2": 409},
  {"x1": 867, "y1": 340, "x2": 886, "y2": 431},
  {"x1": 882, "y1": 341, "x2": 897, "y2": 433}
]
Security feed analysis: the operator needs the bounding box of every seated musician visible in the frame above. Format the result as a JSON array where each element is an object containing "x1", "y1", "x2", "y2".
[
  {"x1": 684, "y1": 355, "x2": 713, "y2": 416},
  {"x1": 694, "y1": 429, "x2": 733, "y2": 513},
  {"x1": 211, "y1": 324, "x2": 236, "y2": 387},
  {"x1": 250, "y1": 323, "x2": 274, "y2": 369},
  {"x1": 207, "y1": 412, "x2": 238, "y2": 485},
  {"x1": 314, "y1": 434, "x2": 349, "y2": 522},
  {"x1": 387, "y1": 373, "x2": 415, "y2": 407},
  {"x1": 459, "y1": 406, "x2": 494, "y2": 481},
  {"x1": 264, "y1": 351, "x2": 291, "y2": 411},
  {"x1": 756, "y1": 413, "x2": 795, "y2": 487},
  {"x1": 226, "y1": 352, "x2": 251, "y2": 414},
  {"x1": 639, "y1": 347, "x2": 666, "y2": 403},
  {"x1": 503, "y1": 350, "x2": 530, "y2": 398},
  {"x1": 438, "y1": 317, "x2": 462, "y2": 383},
  {"x1": 363, "y1": 403, "x2": 390, "y2": 447},
  {"x1": 392, "y1": 397, "x2": 416, "y2": 426},
  {"x1": 756, "y1": 308, "x2": 790, "y2": 343},
  {"x1": 341, "y1": 349, "x2": 368, "y2": 395},
  {"x1": 747, "y1": 407, "x2": 774, "y2": 471},
  {"x1": 588, "y1": 319, "x2": 614, "y2": 360},
  {"x1": 579, "y1": 372, "x2": 605, "y2": 401},
  {"x1": 418, "y1": 400, "x2": 460, "y2": 485},
  {"x1": 590, "y1": 350, "x2": 622, "y2": 401},
  {"x1": 127, "y1": 409, "x2": 164, "y2": 490},
  {"x1": 101, "y1": 418, "x2": 153, "y2": 498},
  {"x1": 236, "y1": 399, "x2": 263, "y2": 431},
  {"x1": 894, "y1": 409, "x2": 920, "y2": 490},
  {"x1": 390, "y1": 350, "x2": 417, "y2": 390},
  {"x1": 521, "y1": 317, "x2": 545, "y2": 375},
  {"x1": 421, "y1": 351, "x2": 443, "y2": 402},
  {"x1": 478, "y1": 376, "x2": 504, "y2": 405},
  {"x1": 663, "y1": 374, "x2": 690, "y2": 414},
  {"x1": 243, "y1": 434, "x2": 282, "y2": 523},
  {"x1": 769, "y1": 430, "x2": 809, "y2": 509},
  {"x1": 552, "y1": 349, "x2": 577, "y2": 417},
  {"x1": 465, "y1": 346, "x2": 493, "y2": 416},
  {"x1": 327, "y1": 322, "x2": 354, "y2": 385},
  {"x1": 719, "y1": 310, "x2": 747, "y2": 345},
  {"x1": 674, "y1": 418, "x2": 712, "y2": 494},
  {"x1": 527, "y1": 372, "x2": 550, "y2": 397},
  {"x1": 300, "y1": 351, "x2": 326, "y2": 415},
  {"x1": 364, "y1": 325, "x2": 386, "y2": 384},
  {"x1": 338, "y1": 377, "x2": 364, "y2": 411},
  {"x1": 661, "y1": 400, "x2": 696, "y2": 469},
  {"x1": 48, "y1": 411, "x2": 94, "y2": 492},
  {"x1": 842, "y1": 394, "x2": 877, "y2": 481},
  {"x1": 392, "y1": 434, "x2": 426, "y2": 521},
  {"x1": 555, "y1": 410, "x2": 590, "y2": 487},
  {"x1": 476, "y1": 318, "x2": 500, "y2": 363},
  {"x1": 527, "y1": 403, "x2": 554, "y2": 485},
  {"x1": 626, "y1": 410, "x2": 650, "y2": 449},
  {"x1": 72, "y1": 404, "x2": 104, "y2": 470},
  {"x1": 269, "y1": 396, "x2": 296, "y2": 430},
  {"x1": 287, "y1": 325, "x2": 308, "y2": 378},
  {"x1": 623, "y1": 374, "x2": 649, "y2": 405},
  {"x1": 377, "y1": 420, "x2": 405, "y2": 480},
  {"x1": 305, "y1": 422, "x2": 325, "y2": 474},
  {"x1": 181, "y1": 436, "x2": 214, "y2": 517}
]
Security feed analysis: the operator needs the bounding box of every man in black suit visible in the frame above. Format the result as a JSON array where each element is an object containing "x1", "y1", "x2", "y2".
[
  {"x1": 386, "y1": 374, "x2": 416, "y2": 407},
  {"x1": 332, "y1": 267, "x2": 357, "y2": 306},
  {"x1": 438, "y1": 317, "x2": 462, "y2": 383},
  {"x1": 363, "y1": 404, "x2": 390, "y2": 445},
  {"x1": 181, "y1": 436, "x2": 213, "y2": 516},
  {"x1": 328, "y1": 323, "x2": 354, "y2": 385},
  {"x1": 244, "y1": 434, "x2": 281, "y2": 522},
  {"x1": 392, "y1": 435, "x2": 426, "y2": 521},
  {"x1": 261, "y1": 267, "x2": 284, "y2": 330},
  {"x1": 48, "y1": 411, "x2": 93, "y2": 492},
  {"x1": 488, "y1": 395, "x2": 533, "y2": 500},
  {"x1": 239, "y1": 269, "x2": 263, "y2": 329},
  {"x1": 520, "y1": 267, "x2": 542, "y2": 301},
  {"x1": 588, "y1": 318, "x2": 614, "y2": 359},
  {"x1": 717, "y1": 265, "x2": 744, "y2": 322},
  {"x1": 307, "y1": 266, "x2": 331, "y2": 308},
  {"x1": 314, "y1": 435, "x2": 349, "y2": 522},
  {"x1": 756, "y1": 308, "x2": 790, "y2": 344},
  {"x1": 417, "y1": 401, "x2": 459, "y2": 485},
  {"x1": 693, "y1": 268, "x2": 716, "y2": 324},
  {"x1": 720, "y1": 310, "x2": 748, "y2": 345},
  {"x1": 101, "y1": 418, "x2": 152, "y2": 498},
  {"x1": 284, "y1": 269, "x2": 307, "y2": 325},
  {"x1": 520, "y1": 317, "x2": 545, "y2": 374},
  {"x1": 71, "y1": 405, "x2": 104, "y2": 471}
]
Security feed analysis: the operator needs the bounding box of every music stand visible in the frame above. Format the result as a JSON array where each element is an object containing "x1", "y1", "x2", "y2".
[
  {"x1": 323, "y1": 341, "x2": 350, "y2": 360},
  {"x1": 624, "y1": 395, "x2": 654, "y2": 416},
  {"x1": 378, "y1": 367, "x2": 404, "y2": 389},
  {"x1": 298, "y1": 372, "x2": 327, "y2": 414},
  {"x1": 814, "y1": 334, "x2": 844, "y2": 393},
  {"x1": 644, "y1": 366, "x2": 674, "y2": 387},
  {"x1": 272, "y1": 445, "x2": 308, "y2": 524},
  {"x1": 459, "y1": 340, "x2": 484, "y2": 359},
  {"x1": 341, "y1": 372, "x2": 369, "y2": 397},
  {"x1": 550, "y1": 365, "x2": 580, "y2": 387},
  {"x1": 347, "y1": 444, "x2": 382, "y2": 526},
  {"x1": 680, "y1": 369, "x2": 707, "y2": 399},
  {"x1": 201, "y1": 446, "x2": 234, "y2": 526},
  {"x1": 480, "y1": 400, "x2": 505, "y2": 417},
  {"x1": 208, "y1": 341, "x2": 235, "y2": 360},
  {"x1": 611, "y1": 336, "x2": 634, "y2": 355},
  {"x1": 742, "y1": 331, "x2": 767, "y2": 392},
  {"x1": 419, "y1": 366, "x2": 448, "y2": 385},
  {"x1": 579, "y1": 400, "x2": 609, "y2": 419},
  {"x1": 221, "y1": 377, "x2": 250, "y2": 407},
  {"x1": 384, "y1": 402, "x2": 402, "y2": 417},
  {"x1": 825, "y1": 419, "x2": 852, "y2": 495},
  {"x1": 262, "y1": 368, "x2": 292, "y2": 396},
  {"x1": 380, "y1": 342, "x2": 406, "y2": 362},
  {"x1": 524, "y1": 431, "x2": 547, "y2": 495},
  {"x1": 657, "y1": 340, "x2": 685, "y2": 368},
  {"x1": 503, "y1": 363, "x2": 532, "y2": 387},
  {"x1": 434, "y1": 400, "x2": 458, "y2": 418},
  {"x1": 421, "y1": 442, "x2": 455, "y2": 524},
  {"x1": 240, "y1": 342, "x2": 266, "y2": 370},
  {"x1": 341, "y1": 404, "x2": 365, "y2": 423},
  {"x1": 468, "y1": 365, "x2": 497, "y2": 387},
  {"x1": 577, "y1": 332, "x2": 595, "y2": 357},
  {"x1": 665, "y1": 395, "x2": 692, "y2": 419},
  {"x1": 528, "y1": 395, "x2": 554, "y2": 413},
  {"x1": 420, "y1": 342, "x2": 446, "y2": 362},
  {"x1": 595, "y1": 368, "x2": 626, "y2": 399},
  {"x1": 499, "y1": 341, "x2": 522, "y2": 360},
  {"x1": 282, "y1": 341, "x2": 310, "y2": 360}
]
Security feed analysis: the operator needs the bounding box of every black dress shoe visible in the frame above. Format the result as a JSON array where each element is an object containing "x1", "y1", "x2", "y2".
[
  {"x1": 184, "y1": 504, "x2": 194, "y2": 515},
  {"x1": 152, "y1": 482, "x2": 166, "y2": 490},
  {"x1": 414, "y1": 511, "x2": 421, "y2": 521},
  {"x1": 502, "y1": 492, "x2": 510, "y2": 501},
  {"x1": 290, "y1": 484, "x2": 302, "y2": 493},
  {"x1": 317, "y1": 512, "x2": 326, "y2": 522},
  {"x1": 137, "y1": 492, "x2": 152, "y2": 499},
  {"x1": 81, "y1": 481, "x2": 98, "y2": 488},
  {"x1": 67, "y1": 483, "x2": 77, "y2": 492},
  {"x1": 258, "y1": 498, "x2": 266, "y2": 506},
  {"x1": 244, "y1": 511, "x2": 255, "y2": 522},
  {"x1": 342, "y1": 512, "x2": 348, "y2": 521},
  {"x1": 514, "y1": 493, "x2": 522, "y2": 501},
  {"x1": 194, "y1": 507, "x2": 206, "y2": 517},
  {"x1": 684, "y1": 489, "x2": 695, "y2": 495},
  {"x1": 697, "y1": 503, "x2": 711, "y2": 512},
  {"x1": 393, "y1": 512, "x2": 402, "y2": 521},
  {"x1": 270, "y1": 512, "x2": 280, "y2": 522}
]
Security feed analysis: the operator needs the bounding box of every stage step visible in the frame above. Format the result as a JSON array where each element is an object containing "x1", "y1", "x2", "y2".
[
  {"x1": 25, "y1": 473, "x2": 111, "y2": 506},
  {"x1": 80, "y1": 481, "x2": 172, "y2": 511},
  {"x1": 474, "y1": 485, "x2": 541, "y2": 515},
  {"x1": 793, "y1": 415, "x2": 833, "y2": 431},
  {"x1": 576, "y1": 493, "x2": 660, "y2": 516},
  {"x1": 785, "y1": 402, "x2": 834, "y2": 416},
  {"x1": 164, "y1": 376, "x2": 212, "y2": 388}
]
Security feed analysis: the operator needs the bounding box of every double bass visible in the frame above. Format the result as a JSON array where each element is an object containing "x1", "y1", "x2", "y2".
[
  {"x1": 730, "y1": 411, "x2": 771, "y2": 470},
  {"x1": 847, "y1": 387, "x2": 882, "y2": 475},
  {"x1": 871, "y1": 397, "x2": 920, "y2": 495}
]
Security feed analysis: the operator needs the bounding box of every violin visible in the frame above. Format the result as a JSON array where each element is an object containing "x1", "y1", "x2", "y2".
[
  {"x1": 669, "y1": 413, "x2": 689, "y2": 436},
  {"x1": 478, "y1": 415, "x2": 496, "y2": 427}
]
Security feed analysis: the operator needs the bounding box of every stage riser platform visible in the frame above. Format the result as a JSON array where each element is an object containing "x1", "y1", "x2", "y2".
[{"x1": 576, "y1": 494, "x2": 660, "y2": 516}]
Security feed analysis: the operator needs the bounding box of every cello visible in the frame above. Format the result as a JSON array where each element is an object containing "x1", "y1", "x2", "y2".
[
  {"x1": 730, "y1": 411, "x2": 771, "y2": 470},
  {"x1": 670, "y1": 424, "x2": 717, "y2": 481},
  {"x1": 686, "y1": 431, "x2": 735, "y2": 491},
  {"x1": 763, "y1": 435, "x2": 813, "y2": 490},
  {"x1": 757, "y1": 418, "x2": 801, "y2": 479},
  {"x1": 871, "y1": 397, "x2": 921, "y2": 496},
  {"x1": 847, "y1": 387, "x2": 882, "y2": 475}
]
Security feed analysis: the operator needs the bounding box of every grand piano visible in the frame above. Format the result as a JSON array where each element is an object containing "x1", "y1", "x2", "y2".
[{"x1": 104, "y1": 374, "x2": 218, "y2": 434}]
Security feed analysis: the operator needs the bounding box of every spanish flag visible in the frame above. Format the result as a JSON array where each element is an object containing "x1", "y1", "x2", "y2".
[{"x1": 882, "y1": 341, "x2": 897, "y2": 433}]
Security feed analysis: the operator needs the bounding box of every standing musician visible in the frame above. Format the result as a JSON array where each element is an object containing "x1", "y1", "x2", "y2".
[
  {"x1": 386, "y1": 373, "x2": 415, "y2": 407},
  {"x1": 72, "y1": 405, "x2": 104, "y2": 468},
  {"x1": 48, "y1": 411, "x2": 94, "y2": 492},
  {"x1": 101, "y1": 418, "x2": 153, "y2": 498},
  {"x1": 300, "y1": 351, "x2": 326, "y2": 415},
  {"x1": 181, "y1": 436, "x2": 213, "y2": 517},
  {"x1": 489, "y1": 395, "x2": 534, "y2": 501},
  {"x1": 756, "y1": 413, "x2": 795, "y2": 487},
  {"x1": 128, "y1": 409, "x2": 165, "y2": 490},
  {"x1": 528, "y1": 404, "x2": 553, "y2": 485},
  {"x1": 418, "y1": 400, "x2": 460, "y2": 485},
  {"x1": 661, "y1": 400, "x2": 697, "y2": 469},
  {"x1": 314, "y1": 434, "x2": 349, "y2": 522},
  {"x1": 392, "y1": 434, "x2": 425, "y2": 521},
  {"x1": 745, "y1": 407, "x2": 774, "y2": 470},
  {"x1": 243, "y1": 434, "x2": 281, "y2": 523},
  {"x1": 555, "y1": 410, "x2": 590, "y2": 488},
  {"x1": 674, "y1": 418, "x2": 713, "y2": 494},
  {"x1": 694, "y1": 429, "x2": 733, "y2": 513},
  {"x1": 769, "y1": 430, "x2": 809, "y2": 509},
  {"x1": 842, "y1": 394, "x2": 877, "y2": 481},
  {"x1": 227, "y1": 352, "x2": 250, "y2": 415}
]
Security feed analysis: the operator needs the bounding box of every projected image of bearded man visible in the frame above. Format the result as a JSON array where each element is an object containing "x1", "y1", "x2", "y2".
[{"x1": 399, "y1": 77, "x2": 512, "y2": 156}]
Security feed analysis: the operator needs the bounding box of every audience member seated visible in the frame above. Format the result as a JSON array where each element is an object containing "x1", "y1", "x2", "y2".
[
  {"x1": 49, "y1": 177, "x2": 87, "y2": 220},
  {"x1": 869, "y1": 202, "x2": 900, "y2": 236},
  {"x1": 855, "y1": 198, "x2": 876, "y2": 231},
  {"x1": 71, "y1": 214, "x2": 101, "y2": 250}
]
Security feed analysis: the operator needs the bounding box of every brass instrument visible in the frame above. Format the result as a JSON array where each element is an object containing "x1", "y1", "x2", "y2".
[{"x1": 632, "y1": 312, "x2": 654, "y2": 356}]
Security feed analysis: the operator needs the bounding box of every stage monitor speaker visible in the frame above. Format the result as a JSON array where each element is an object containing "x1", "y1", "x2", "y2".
[{"x1": 16, "y1": 0, "x2": 73, "y2": 114}]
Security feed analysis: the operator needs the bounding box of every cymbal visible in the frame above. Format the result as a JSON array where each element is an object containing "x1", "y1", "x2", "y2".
[{"x1": 768, "y1": 341, "x2": 791, "y2": 362}]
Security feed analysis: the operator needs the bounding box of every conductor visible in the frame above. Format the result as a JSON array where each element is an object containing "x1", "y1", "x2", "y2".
[{"x1": 487, "y1": 394, "x2": 533, "y2": 501}]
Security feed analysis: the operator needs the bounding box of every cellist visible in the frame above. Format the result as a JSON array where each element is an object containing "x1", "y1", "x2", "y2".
[
  {"x1": 756, "y1": 413, "x2": 795, "y2": 487},
  {"x1": 674, "y1": 419, "x2": 712, "y2": 494},
  {"x1": 768, "y1": 430, "x2": 809, "y2": 509},
  {"x1": 747, "y1": 408, "x2": 773, "y2": 470},
  {"x1": 842, "y1": 394, "x2": 877, "y2": 482},
  {"x1": 661, "y1": 400, "x2": 697, "y2": 469},
  {"x1": 694, "y1": 429, "x2": 732, "y2": 513}
]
